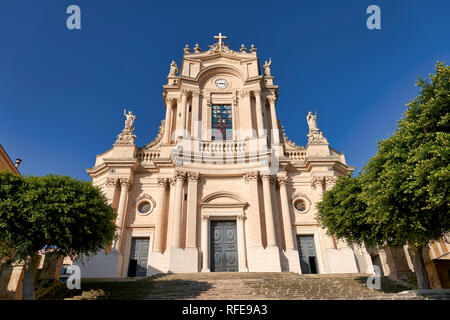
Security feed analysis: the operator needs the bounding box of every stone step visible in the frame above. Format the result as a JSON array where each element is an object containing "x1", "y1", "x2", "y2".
[{"x1": 40, "y1": 272, "x2": 435, "y2": 300}]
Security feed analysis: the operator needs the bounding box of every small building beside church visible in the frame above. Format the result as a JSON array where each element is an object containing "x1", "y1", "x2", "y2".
[{"x1": 77, "y1": 34, "x2": 374, "y2": 278}]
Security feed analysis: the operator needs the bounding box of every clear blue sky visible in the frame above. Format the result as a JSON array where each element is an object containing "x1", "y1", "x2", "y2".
[{"x1": 1, "y1": 0, "x2": 449, "y2": 180}]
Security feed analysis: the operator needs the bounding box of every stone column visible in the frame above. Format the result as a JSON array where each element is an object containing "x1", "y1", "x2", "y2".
[
  {"x1": 185, "y1": 172, "x2": 199, "y2": 248},
  {"x1": 152, "y1": 178, "x2": 168, "y2": 253},
  {"x1": 239, "y1": 90, "x2": 254, "y2": 138},
  {"x1": 261, "y1": 174, "x2": 277, "y2": 247},
  {"x1": 268, "y1": 95, "x2": 280, "y2": 145},
  {"x1": 254, "y1": 90, "x2": 265, "y2": 137},
  {"x1": 191, "y1": 91, "x2": 200, "y2": 139},
  {"x1": 278, "y1": 177, "x2": 295, "y2": 250},
  {"x1": 178, "y1": 89, "x2": 189, "y2": 138},
  {"x1": 162, "y1": 98, "x2": 173, "y2": 144},
  {"x1": 165, "y1": 178, "x2": 176, "y2": 250},
  {"x1": 201, "y1": 214, "x2": 210, "y2": 272},
  {"x1": 171, "y1": 170, "x2": 186, "y2": 248},
  {"x1": 237, "y1": 214, "x2": 249, "y2": 272},
  {"x1": 114, "y1": 178, "x2": 131, "y2": 251},
  {"x1": 243, "y1": 172, "x2": 262, "y2": 247}
]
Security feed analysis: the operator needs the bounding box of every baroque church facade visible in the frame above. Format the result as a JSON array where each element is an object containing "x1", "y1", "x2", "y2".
[{"x1": 77, "y1": 34, "x2": 374, "y2": 277}]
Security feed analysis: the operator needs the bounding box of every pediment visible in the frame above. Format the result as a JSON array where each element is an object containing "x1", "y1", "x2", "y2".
[{"x1": 200, "y1": 191, "x2": 247, "y2": 208}]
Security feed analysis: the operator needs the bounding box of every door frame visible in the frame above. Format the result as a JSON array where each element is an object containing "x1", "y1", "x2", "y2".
[
  {"x1": 295, "y1": 228, "x2": 325, "y2": 274},
  {"x1": 121, "y1": 229, "x2": 154, "y2": 277},
  {"x1": 210, "y1": 220, "x2": 239, "y2": 272}
]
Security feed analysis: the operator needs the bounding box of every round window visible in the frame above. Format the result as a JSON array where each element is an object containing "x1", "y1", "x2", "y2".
[
  {"x1": 138, "y1": 201, "x2": 152, "y2": 214},
  {"x1": 294, "y1": 199, "x2": 306, "y2": 212}
]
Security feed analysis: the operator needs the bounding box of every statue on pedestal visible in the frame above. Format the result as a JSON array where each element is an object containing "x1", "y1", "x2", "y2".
[
  {"x1": 306, "y1": 111, "x2": 328, "y2": 144},
  {"x1": 263, "y1": 58, "x2": 272, "y2": 76},
  {"x1": 115, "y1": 109, "x2": 136, "y2": 146},
  {"x1": 168, "y1": 60, "x2": 178, "y2": 76}
]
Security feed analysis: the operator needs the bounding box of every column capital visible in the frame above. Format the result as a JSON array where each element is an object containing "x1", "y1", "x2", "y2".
[
  {"x1": 201, "y1": 214, "x2": 210, "y2": 221},
  {"x1": 267, "y1": 95, "x2": 277, "y2": 105},
  {"x1": 119, "y1": 178, "x2": 131, "y2": 189},
  {"x1": 157, "y1": 177, "x2": 169, "y2": 188},
  {"x1": 277, "y1": 176, "x2": 288, "y2": 186},
  {"x1": 260, "y1": 173, "x2": 272, "y2": 181},
  {"x1": 166, "y1": 96, "x2": 177, "y2": 106},
  {"x1": 237, "y1": 214, "x2": 247, "y2": 221},
  {"x1": 169, "y1": 177, "x2": 176, "y2": 187},
  {"x1": 174, "y1": 170, "x2": 187, "y2": 181},
  {"x1": 181, "y1": 89, "x2": 190, "y2": 97},
  {"x1": 310, "y1": 176, "x2": 324, "y2": 188},
  {"x1": 191, "y1": 90, "x2": 201, "y2": 97},
  {"x1": 243, "y1": 171, "x2": 259, "y2": 183},
  {"x1": 253, "y1": 89, "x2": 262, "y2": 97},
  {"x1": 106, "y1": 177, "x2": 118, "y2": 187},
  {"x1": 324, "y1": 176, "x2": 338, "y2": 190},
  {"x1": 187, "y1": 172, "x2": 200, "y2": 181},
  {"x1": 239, "y1": 90, "x2": 251, "y2": 99}
]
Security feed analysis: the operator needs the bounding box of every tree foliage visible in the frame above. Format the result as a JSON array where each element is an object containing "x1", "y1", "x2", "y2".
[
  {"x1": 0, "y1": 172, "x2": 117, "y2": 263},
  {"x1": 318, "y1": 62, "x2": 449, "y2": 249}
]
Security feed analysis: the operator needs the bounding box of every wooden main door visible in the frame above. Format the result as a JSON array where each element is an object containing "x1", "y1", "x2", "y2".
[
  {"x1": 297, "y1": 235, "x2": 318, "y2": 274},
  {"x1": 128, "y1": 238, "x2": 149, "y2": 277},
  {"x1": 210, "y1": 221, "x2": 238, "y2": 272}
]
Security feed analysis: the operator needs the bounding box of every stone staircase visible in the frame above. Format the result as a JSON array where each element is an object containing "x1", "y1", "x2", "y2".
[{"x1": 40, "y1": 272, "x2": 443, "y2": 300}]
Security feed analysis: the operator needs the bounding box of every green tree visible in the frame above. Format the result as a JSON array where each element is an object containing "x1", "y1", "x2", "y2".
[
  {"x1": 317, "y1": 62, "x2": 450, "y2": 290},
  {"x1": 0, "y1": 172, "x2": 117, "y2": 299}
]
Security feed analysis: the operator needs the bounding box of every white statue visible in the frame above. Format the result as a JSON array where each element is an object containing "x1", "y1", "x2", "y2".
[
  {"x1": 168, "y1": 60, "x2": 178, "y2": 76},
  {"x1": 306, "y1": 111, "x2": 318, "y2": 133},
  {"x1": 263, "y1": 58, "x2": 272, "y2": 76},
  {"x1": 123, "y1": 109, "x2": 136, "y2": 131}
]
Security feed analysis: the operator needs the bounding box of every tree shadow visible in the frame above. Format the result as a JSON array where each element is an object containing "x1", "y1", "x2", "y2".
[
  {"x1": 39, "y1": 275, "x2": 214, "y2": 300},
  {"x1": 354, "y1": 275, "x2": 412, "y2": 293}
]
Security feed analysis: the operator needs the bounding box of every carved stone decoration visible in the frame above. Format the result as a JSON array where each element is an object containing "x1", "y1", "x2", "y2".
[
  {"x1": 169, "y1": 178, "x2": 176, "y2": 187},
  {"x1": 188, "y1": 172, "x2": 200, "y2": 181},
  {"x1": 174, "y1": 170, "x2": 186, "y2": 181},
  {"x1": 237, "y1": 214, "x2": 247, "y2": 221},
  {"x1": 280, "y1": 124, "x2": 305, "y2": 151},
  {"x1": 207, "y1": 43, "x2": 236, "y2": 56},
  {"x1": 243, "y1": 171, "x2": 259, "y2": 183},
  {"x1": 324, "y1": 176, "x2": 338, "y2": 190},
  {"x1": 157, "y1": 177, "x2": 168, "y2": 188},
  {"x1": 194, "y1": 43, "x2": 201, "y2": 53},
  {"x1": 260, "y1": 174, "x2": 272, "y2": 181},
  {"x1": 168, "y1": 60, "x2": 178, "y2": 76},
  {"x1": 239, "y1": 90, "x2": 250, "y2": 99},
  {"x1": 263, "y1": 58, "x2": 272, "y2": 76},
  {"x1": 250, "y1": 44, "x2": 257, "y2": 53},
  {"x1": 106, "y1": 177, "x2": 117, "y2": 187},
  {"x1": 201, "y1": 214, "x2": 210, "y2": 221},
  {"x1": 135, "y1": 193, "x2": 156, "y2": 216},
  {"x1": 240, "y1": 44, "x2": 247, "y2": 52},
  {"x1": 141, "y1": 120, "x2": 164, "y2": 150},
  {"x1": 291, "y1": 192, "x2": 311, "y2": 214},
  {"x1": 267, "y1": 95, "x2": 277, "y2": 105},
  {"x1": 306, "y1": 111, "x2": 328, "y2": 145},
  {"x1": 119, "y1": 178, "x2": 131, "y2": 189},
  {"x1": 114, "y1": 109, "x2": 137, "y2": 146},
  {"x1": 184, "y1": 44, "x2": 191, "y2": 54},
  {"x1": 277, "y1": 176, "x2": 288, "y2": 186},
  {"x1": 310, "y1": 176, "x2": 324, "y2": 189}
]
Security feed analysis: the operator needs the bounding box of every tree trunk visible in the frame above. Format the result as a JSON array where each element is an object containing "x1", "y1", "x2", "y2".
[
  {"x1": 22, "y1": 254, "x2": 39, "y2": 300},
  {"x1": 411, "y1": 245, "x2": 431, "y2": 290}
]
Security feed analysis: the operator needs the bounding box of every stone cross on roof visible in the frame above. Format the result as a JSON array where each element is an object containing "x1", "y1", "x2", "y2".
[{"x1": 214, "y1": 33, "x2": 227, "y2": 49}]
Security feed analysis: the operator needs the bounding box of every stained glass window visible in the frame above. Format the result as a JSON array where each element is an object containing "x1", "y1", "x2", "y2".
[{"x1": 211, "y1": 105, "x2": 232, "y2": 140}]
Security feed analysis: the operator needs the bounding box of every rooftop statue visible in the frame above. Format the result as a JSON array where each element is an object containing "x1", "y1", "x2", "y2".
[
  {"x1": 168, "y1": 60, "x2": 178, "y2": 76},
  {"x1": 263, "y1": 58, "x2": 272, "y2": 76},
  {"x1": 306, "y1": 111, "x2": 318, "y2": 133},
  {"x1": 123, "y1": 109, "x2": 136, "y2": 131}
]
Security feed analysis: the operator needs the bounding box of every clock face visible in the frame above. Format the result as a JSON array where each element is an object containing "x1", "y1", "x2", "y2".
[{"x1": 214, "y1": 78, "x2": 228, "y2": 88}]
